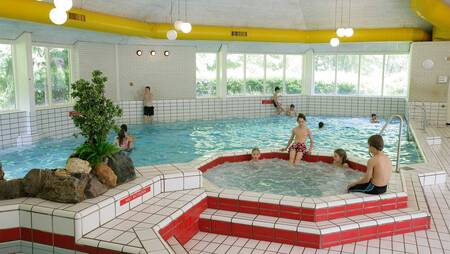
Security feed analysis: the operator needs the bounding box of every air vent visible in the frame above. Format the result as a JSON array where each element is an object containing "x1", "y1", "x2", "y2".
[
  {"x1": 68, "y1": 12, "x2": 86, "y2": 22},
  {"x1": 231, "y1": 31, "x2": 248, "y2": 37}
]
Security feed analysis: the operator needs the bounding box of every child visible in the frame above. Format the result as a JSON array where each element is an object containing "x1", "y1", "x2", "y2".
[
  {"x1": 120, "y1": 124, "x2": 134, "y2": 143},
  {"x1": 251, "y1": 148, "x2": 261, "y2": 161},
  {"x1": 272, "y1": 87, "x2": 285, "y2": 114},
  {"x1": 333, "y1": 149, "x2": 349, "y2": 168},
  {"x1": 115, "y1": 129, "x2": 133, "y2": 152},
  {"x1": 347, "y1": 135, "x2": 392, "y2": 194},
  {"x1": 282, "y1": 113, "x2": 314, "y2": 165},
  {"x1": 286, "y1": 104, "x2": 297, "y2": 117},
  {"x1": 370, "y1": 113, "x2": 379, "y2": 123},
  {"x1": 144, "y1": 86, "x2": 154, "y2": 123},
  {"x1": 318, "y1": 122, "x2": 324, "y2": 129}
]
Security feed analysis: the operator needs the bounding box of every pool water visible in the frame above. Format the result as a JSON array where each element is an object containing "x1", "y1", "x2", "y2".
[
  {"x1": 203, "y1": 159, "x2": 365, "y2": 197},
  {"x1": 0, "y1": 116, "x2": 422, "y2": 179}
]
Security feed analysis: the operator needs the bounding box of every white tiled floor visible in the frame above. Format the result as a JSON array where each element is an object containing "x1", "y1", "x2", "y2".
[{"x1": 184, "y1": 124, "x2": 450, "y2": 254}]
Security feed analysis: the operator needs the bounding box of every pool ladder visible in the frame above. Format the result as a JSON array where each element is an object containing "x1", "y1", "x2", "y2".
[{"x1": 379, "y1": 115, "x2": 404, "y2": 173}]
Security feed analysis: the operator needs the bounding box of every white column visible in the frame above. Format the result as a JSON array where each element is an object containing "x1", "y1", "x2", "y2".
[
  {"x1": 14, "y1": 32, "x2": 39, "y2": 145},
  {"x1": 303, "y1": 49, "x2": 314, "y2": 95},
  {"x1": 217, "y1": 44, "x2": 227, "y2": 98}
]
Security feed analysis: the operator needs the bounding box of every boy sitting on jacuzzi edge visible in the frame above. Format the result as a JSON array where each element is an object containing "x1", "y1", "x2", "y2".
[
  {"x1": 282, "y1": 113, "x2": 314, "y2": 165},
  {"x1": 347, "y1": 134, "x2": 392, "y2": 195}
]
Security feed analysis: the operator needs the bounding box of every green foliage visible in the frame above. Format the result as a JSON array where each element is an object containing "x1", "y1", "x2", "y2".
[
  {"x1": 73, "y1": 142, "x2": 119, "y2": 167},
  {"x1": 264, "y1": 78, "x2": 283, "y2": 94},
  {"x1": 50, "y1": 48, "x2": 71, "y2": 103},
  {"x1": 227, "y1": 79, "x2": 244, "y2": 95},
  {"x1": 0, "y1": 45, "x2": 15, "y2": 110},
  {"x1": 245, "y1": 79, "x2": 264, "y2": 94},
  {"x1": 196, "y1": 80, "x2": 217, "y2": 97},
  {"x1": 285, "y1": 79, "x2": 302, "y2": 94},
  {"x1": 314, "y1": 81, "x2": 335, "y2": 94},
  {"x1": 337, "y1": 83, "x2": 356, "y2": 95},
  {"x1": 71, "y1": 70, "x2": 122, "y2": 147}
]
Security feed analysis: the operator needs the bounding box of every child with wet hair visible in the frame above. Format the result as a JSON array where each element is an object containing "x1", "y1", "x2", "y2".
[{"x1": 333, "y1": 148, "x2": 349, "y2": 168}]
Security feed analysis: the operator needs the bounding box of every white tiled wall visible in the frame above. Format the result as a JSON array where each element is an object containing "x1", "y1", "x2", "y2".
[
  {"x1": 1, "y1": 96, "x2": 407, "y2": 149},
  {"x1": 407, "y1": 102, "x2": 448, "y2": 127}
]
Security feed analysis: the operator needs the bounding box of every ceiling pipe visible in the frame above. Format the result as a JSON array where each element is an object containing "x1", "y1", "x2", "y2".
[
  {"x1": 0, "y1": 0, "x2": 431, "y2": 43},
  {"x1": 411, "y1": 0, "x2": 450, "y2": 40}
]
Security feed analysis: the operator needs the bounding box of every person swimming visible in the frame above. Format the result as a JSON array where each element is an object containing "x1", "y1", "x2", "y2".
[
  {"x1": 347, "y1": 135, "x2": 392, "y2": 195},
  {"x1": 115, "y1": 129, "x2": 133, "y2": 152},
  {"x1": 333, "y1": 148, "x2": 349, "y2": 168},
  {"x1": 286, "y1": 104, "x2": 297, "y2": 117},
  {"x1": 318, "y1": 122, "x2": 324, "y2": 129},
  {"x1": 251, "y1": 148, "x2": 261, "y2": 161},
  {"x1": 282, "y1": 113, "x2": 314, "y2": 165}
]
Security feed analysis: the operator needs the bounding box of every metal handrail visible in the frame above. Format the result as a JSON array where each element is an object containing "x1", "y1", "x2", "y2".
[
  {"x1": 379, "y1": 115, "x2": 403, "y2": 173},
  {"x1": 412, "y1": 103, "x2": 427, "y2": 130}
]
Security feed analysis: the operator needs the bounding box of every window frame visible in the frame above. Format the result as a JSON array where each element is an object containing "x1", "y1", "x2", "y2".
[
  {"x1": 312, "y1": 52, "x2": 409, "y2": 98},
  {"x1": 32, "y1": 43, "x2": 73, "y2": 109},
  {"x1": 0, "y1": 40, "x2": 17, "y2": 112}
]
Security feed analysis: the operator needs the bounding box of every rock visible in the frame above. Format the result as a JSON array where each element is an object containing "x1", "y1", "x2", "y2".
[
  {"x1": 0, "y1": 162, "x2": 4, "y2": 181},
  {"x1": 85, "y1": 175, "x2": 108, "y2": 199},
  {"x1": 54, "y1": 169, "x2": 69, "y2": 178},
  {"x1": 0, "y1": 179, "x2": 26, "y2": 200},
  {"x1": 94, "y1": 163, "x2": 117, "y2": 187},
  {"x1": 107, "y1": 151, "x2": 135, "y2": 185},
  {"x1": 23, "y1": 169, "x2": 53, "y2": 196},
  {"x1": 66, "y1": 158, "x2": 92, "y2": 174},
  {"x1": 38, "y1": 173, "x2": 89, "y2": 203}
]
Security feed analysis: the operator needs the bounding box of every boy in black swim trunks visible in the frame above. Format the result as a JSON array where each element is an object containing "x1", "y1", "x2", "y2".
[
  {"x1": 347, "y1": 134, "x2": 392, "y2": 194},
  {"x1": 271, "y1": 87, "x2": 284, "y2": 114}
]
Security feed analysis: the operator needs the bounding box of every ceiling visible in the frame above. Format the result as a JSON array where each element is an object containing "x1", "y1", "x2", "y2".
[{"x1": 37, "y1": 0, "x2": 430, "y2": 30}]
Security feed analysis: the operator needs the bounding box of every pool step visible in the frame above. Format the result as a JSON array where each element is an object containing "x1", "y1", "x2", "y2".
[
  {"x1": 198, "y1": 208, "x2": 430, "y2": 248},
  {"x1": 206, "y1": 191, "x2": 408, "y2": 222}
]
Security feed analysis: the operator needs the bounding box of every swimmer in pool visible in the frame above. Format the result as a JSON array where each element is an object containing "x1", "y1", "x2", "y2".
[
  {"x1": 251, "y1": 148, "x2": 261, "y2": 161},
  {"x1": 286, "y1": 104, "x2": 297, "y2": 117},
  {"x1": 333, "y1": 148, "x2": 349, "y2": 168},
  {"x1": 115, "y1": 129, "x2": 133, "y2": 152},
  {"x1": 347, "y1": 135, "x2": 392, "y2": 195},
  {"x1": 370, "y1": 113, "x2": 379, "y2": 123},
  {"x1": 272, "y1": 87, "x2": 285, "y2": 114},
  {"x1": 282, "y1": 113, "x2": 314, "y2": 165}
]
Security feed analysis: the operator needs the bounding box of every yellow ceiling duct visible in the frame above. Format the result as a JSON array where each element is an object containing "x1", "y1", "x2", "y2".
[
  {"x1": 411, "y1": 0, "x2": 450, "y2": 40},
  {"x1": 0, "y1": 0, "x2": 431, "y2": 43}
]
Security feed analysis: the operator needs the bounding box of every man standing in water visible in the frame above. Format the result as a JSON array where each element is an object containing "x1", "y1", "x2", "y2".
[
  {"x1": 143, "y1": 86, "x2": 154, "y2": 123},
  {"x1": 347, "y1": 134, "x2": 392, "y2": 194}
]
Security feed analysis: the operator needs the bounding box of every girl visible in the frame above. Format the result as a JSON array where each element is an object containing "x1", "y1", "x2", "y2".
[
  {"x1": 333, "y1": 148, "x2": 349, "y2": 168},
  {"x1": 115, "y1": 129, "x2": 133, "y2": 152}
]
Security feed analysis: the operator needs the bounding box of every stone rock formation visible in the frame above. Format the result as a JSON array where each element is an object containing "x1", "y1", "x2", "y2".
[
  {"x1": 85, "y1": 175, "x2": 109, "y2": 199},
  {"x1": 94, "y1": 163, "x2": 117, "y2": 187},
  {"x1": 0, "y1": 179, "x2": 25, "y2": 199},
  {"x1": 107, "y1": 151, "x2": 136, "y2": 185},
  {"x1": 37, "y1": 173, "x2": 89, "y2": 203},
  {"x1": 23, "y1": 169, "x2": 53, "y2": 196},
  {"x1": 66, "y1": 158, "x2": 92, "y2": 174},
  {"x1": 0, "y1": 162, "x2": 4, "y2": 181}
]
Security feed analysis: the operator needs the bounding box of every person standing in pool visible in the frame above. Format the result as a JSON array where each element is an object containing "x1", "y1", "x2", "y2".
[
  {"x1": 282, "y1": 113, "x2": 314, "y2": 165},
  {"x1": 286, "y1": 104, "x2": 297, "y2": 117},
  {"x1": 143, "y1": 86, "x2": 154, "y2": 123},
  {"x1": 347, "y1": 134, "x2": 392, "y2": 194},
  {"x1": 272, "y1": 87, "x2": 285, "y2": 115}
]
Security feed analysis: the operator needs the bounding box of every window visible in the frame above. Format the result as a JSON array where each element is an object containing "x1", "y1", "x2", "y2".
[
  {"x1": 32, "y1": 46, "x2": 71, "y2": 106},
  {"x1": 226, "y1": 54, "x2": 245, "y2": 96},
  {"x1": 384, "y1": 55, "x2": 408, "y2": 96},
  {"x1": 0, "y1": 44, "x2": 15, "y2": 110},
  {"x1": 336, "y1": 55, "x2": 358, "y2": 95},
  {"x1": 265, "y1": 55, "x2": 284, "y2": 94},
  {"x1": 314, "y1": 55, "x2": 336, "y2": 94},
  {"x1": 245, "y1": 54, "x2": 264, "y2": 95},
  {"x1": 196, "y1": 53, "x2": 217, "y2": 97},
  {"x1": 285, "y1": 55, "x2": 303, "y2": 94},
  {"x1": 359, "y1": 55, "x2": 383, "y2": 96},
  {"x1": 313, "y1": 53, "x2": 409, "y2": 97}
]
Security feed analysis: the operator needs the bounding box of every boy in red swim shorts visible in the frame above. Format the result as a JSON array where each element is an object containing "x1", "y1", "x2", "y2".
[{"x1": 282, "y1": 113, "x2": 314, "y2": 165}]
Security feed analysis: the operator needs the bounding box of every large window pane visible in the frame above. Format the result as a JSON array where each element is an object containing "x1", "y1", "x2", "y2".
[
  {"x1": 245, "y1": 54, "x2": 264, "y2": 95},
  {"x1": 226, "y1": 54, "x2": 245, "y2": 95},
  {"x1": 33, "y1": 46, "x2": 48, "y2": 105},
  {"x1": 285, "y1": 55, "x2": 303, "y2": 94},
  {"x1": 196, "y1": 53, "x2": 217, "y2": 97},
  {"x1": 49, "y1": 48, "x2": 70, "y2": 104},
  {"x1": 384, "y1": 55, "x2": 408, "y2": 96},
  {"x1": 265, "y1": 55, "x2": 284, "y2": 94},
  {"x1": 0, "y1": 44, "x2": 15, "y2": 110},
  {"x1": 336, "y1": 55, "x2": 358, "y2": 95},
  {"x1": 314, "y1": 55, "x2": 336, "y2": 94},
  {"x1": 360, "y1": 55, "x2": 383, "y2": 96}
]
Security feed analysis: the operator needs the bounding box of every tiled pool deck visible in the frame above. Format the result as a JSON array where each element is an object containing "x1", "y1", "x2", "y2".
[{"x1": 0, "y1": 121, "x2": 448, "y2": 253}]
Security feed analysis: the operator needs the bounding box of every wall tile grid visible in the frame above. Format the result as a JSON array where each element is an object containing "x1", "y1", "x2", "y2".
[
  {"x1": 407, "y1": 101, "x2": 448, "y2": 127},
  {"x1": 0, "y1": 111, "x2": 28, "y2": 149},
  {"x1": 36, "y1": 107, "x2": 77, "y2": 139}
]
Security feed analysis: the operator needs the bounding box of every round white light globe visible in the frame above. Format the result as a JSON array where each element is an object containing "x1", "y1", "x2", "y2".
[
  {"x1": 330, "y1": 37, "x2": 340, "y2": 47},
  {"x1": 344, "y1": 28, "x2": 354, "y2": 37},
  {"x1": 49, "y1": 8, "x2": 68, "y2": 25},
  {"x1": 180, "y1": 22, "x2": 192, "y2": 33},
  {"x1": 336, "y1": 28, "x2": 346, "y2": 37},
  {"x1": 54, "y1": 0, "x2": 73, "y2": 11},
  {"x1": 174, "y1": 20, "x2": 184, "y2": 31},
  {"x1": 166, "y1": 29, "x2": 178, "y2": 40}
]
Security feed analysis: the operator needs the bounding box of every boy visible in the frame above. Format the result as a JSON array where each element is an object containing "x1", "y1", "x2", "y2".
[
  {"x1": 282, "y1": 113, "x2": 314, "y2": 165},
  {"x1": 251, "y1": 148, "x2": 261, "y2": 161},
  {"x1": 272, "y1": 87, "x2": 284, "y2": 114},
  {"x1": 370, "y1": 113, "x2": 379, "y2": 123},
  {"x1": 286, "y1": 104, "x2": 297, "y2": 117},
  {"x1": 318, "y1": 122, "x2": 324, "y2": 129},
  {"x1": 347, "y1": 134, "x2": 392, "y2": 194},
  {"x1": 144, "y1": 86, "x2": 154, "y2": 123}
]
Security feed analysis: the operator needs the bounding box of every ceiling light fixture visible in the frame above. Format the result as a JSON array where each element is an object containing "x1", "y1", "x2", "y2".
[
  {"x1": 136, "y1": 50, "x2": 142, "y2": 56},
  {"x1": 49, "y1": 8, "x2": 68, "y2": 25},
  {"x1": 164, "y1": 51, "x2": 170, "y2": 56},
  {"x1": 330, "y1": 37, "x2": 340, "y2": 47},
  {"x1": 150, "y1": 50, "x2": 156, "y2": 56},
  {"x1": 181, "y1": 0, "x2": 192, "y2": 33},
  {"x1": 344, "y1": 0, "x2": 354, "y2": 37},
  {"x1": 331, "y1": 0, "x2": 340, "y2": 47},
  {"x1": 167, "y1": 0, "x2": 178, "y2": 40}
]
